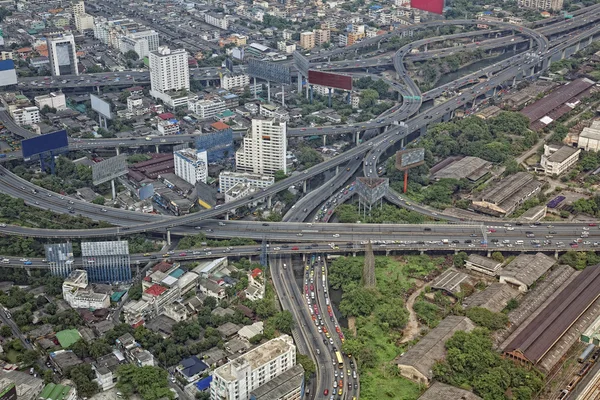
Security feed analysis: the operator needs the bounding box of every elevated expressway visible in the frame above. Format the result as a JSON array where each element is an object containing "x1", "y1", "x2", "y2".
[{"x1": 0, "y1": 14, "x2": 598, "y2": 238}]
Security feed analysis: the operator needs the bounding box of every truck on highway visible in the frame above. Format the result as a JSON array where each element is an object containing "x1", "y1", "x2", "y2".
[{"x1": 441, "y1": 239, "x2": 449, "y2": 244}]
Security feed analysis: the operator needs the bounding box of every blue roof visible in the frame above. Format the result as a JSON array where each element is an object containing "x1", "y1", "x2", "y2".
[
  {"x1": 196, "y1": 375, "x2": 212, "y2": 391},
  {"x1": 180, "y1": 356, "x2": 208, "y2": 377},
  {"x1": 0, "y1": 60, "x2": 15, "y2": 71},
  {"x1": 370, "y1": 5, "x2": 382, "y2": 9},
  {"x1": 483, "y1": 10, "x2": 493, "y2": 14},
  {"x1": 169, "y1": 268, "x2": 186, "y2": 278}
]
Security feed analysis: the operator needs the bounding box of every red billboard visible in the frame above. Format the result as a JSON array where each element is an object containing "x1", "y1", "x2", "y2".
[
  {"x1": 411, "y1": 0, "x2": 444, "y2": 14},
  {"x1": 308, "y1": 70, "x2": 353, "y2": 91}
]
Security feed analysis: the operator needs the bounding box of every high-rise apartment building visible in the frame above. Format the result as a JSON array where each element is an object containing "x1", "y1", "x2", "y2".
[
  {"x1": 236, "y1": 118, "x2": 287, "y2": 175},
  {"x1": 71, "y1": 0, "x2": 85, "y2": 16},
  {"x1": 210, "y1": 335, "x2": 296, "y2": 400},
  {"x1": 174, "y1": 148, "x2": 208, "y2": 185},
  {"x1": 517, "y1": 0, "x2": 563, "y2": 10},
  {"x1": 299, "y1": 32, "x2": 315, "y2": 50},
  {"x1": 314, "y1": 29, "x2": 330, "y2": 46},
  {"x1": 47, "y1": 33, "x2": 78, "y2": 76},
  {"x1": 149, "y1": 46, "x2": 189, "y2": 107}
]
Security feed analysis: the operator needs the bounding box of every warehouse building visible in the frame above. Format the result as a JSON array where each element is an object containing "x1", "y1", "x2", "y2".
[
  {"x1": 395, "y1": 316, "x2": 475, "y2": 384},
  {"x1": 472, "y1": 172, "x2": 542, "y2": 216},
  {"x1": 463, "y1": 283, "x2": 518, "y2": 313},
  {"x1": 495, "y1": 265, "x2": 574, "y2": 346},
  {"x1": 418, "y1": 382, "x2": 481, "y2": 400},
  {"x1": 431, "y1": 156, "x2": 491, "y2": 182},
  {"x1": 464, "y1": 254, "x2": 503, "y2": 276},
  {"x1": 498, "y1": 253, "x2": 555, "y2": 292},
  {"x1": 503, "y1": 265, "x2": 600, "y2": 372},
  {"x1": 430, "y1": 269, "x2": 470, "y2": 297}
]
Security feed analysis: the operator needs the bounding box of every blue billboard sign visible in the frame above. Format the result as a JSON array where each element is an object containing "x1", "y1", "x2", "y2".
[
  {"x1": 138, "y1": 184, "x2": 154, "y2": 200},
  {"x1": 21, "y1": 130, "x2": 69, "y2": 159}
]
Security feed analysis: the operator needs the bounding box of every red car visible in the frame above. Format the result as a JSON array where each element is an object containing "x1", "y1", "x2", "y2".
[
  {"x1": 179, "y1": 252, "x2": 187, "y2": 256},
  {"x1": 324, "y1": 389, "x2": 329, "y2": 395},
  {"x1": 292, "y1": 246, "x2": 299, "y2": 250},
  {"x1": 590, "y1": 223, "x2": 597, "y2": 227}
]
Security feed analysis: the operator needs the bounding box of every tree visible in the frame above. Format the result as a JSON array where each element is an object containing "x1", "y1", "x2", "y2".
[
  {"x1": 124, "y1": 50, "x2": 139, "y2": 61},
  {"x1": 17, "y1": 349, "x2": 39, "y2": 366},
  {"x1": 273, "y1": 170, "x2": 287, "y2": 182},
  {"x1": 296, "y1": 353, "x2": 316, "y2": 382},
  {"x1": 69, "y1": 364, "x2": 99, "y2": 398},
  {"x1": 297, "y1": 146, "x2": 323, "y2": 169},
  {"x1": 92, "y1": 196, "x2": 105, "y2": 205},
  {"x1": 339, "y1": 285, "x2": 378, "y2": 317},
  {"x1": 491, "y1": 252, "x2": 504, "y2": 263},
  {"x1": 128, "y1": 283, "x2": 143, "y2": 301},
  {"x1": 359, "y1": 89, "x2": 379, "y2": 108},
  {"x1": 453, "y1": 252, "x2": 468, "y2": 268},
  {"x1": 466, "y1": 307, "x2": 509, "y2": 331},
  {"x1": 0, "y1": 325, "x2": 12, "y2": 337},
  {"x1": 116, "y1": 364, "x2": 173, "y2": 400},
  {"x1": 267, "y1": 311, "x2": 294, "y2": 334}
]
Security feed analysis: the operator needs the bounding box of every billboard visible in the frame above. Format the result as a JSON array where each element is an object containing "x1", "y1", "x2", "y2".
[
  {"x1": 21, "y1": 130, "x2": 69, "y2": 159},
  {"x1": 225, "y1": 58, "x2": 234, "y2": 73},
  {"x1": 0, "y1": 382, "x2": 16, "y2": 400},
  {"x1": 293, "y1": 51, "x2": 310, "y2": 77},
  {"x1": 395, "y1": 148, "x2": 425, "y2": 171},
  {"x1": 0, "y1": 60, "x2": 17, "y2": 87},
  {"x1": 308, "y1": 70, "x2": 352, "y2": 91},
  {"x1": 411, "y1": 0, "x2": 444, "y2": 14},
  {"x1": 247, "y1": 58, "x2": 291, "y2": 84},
  {"x1": 90, "y1": 94, "x2": 112, "y2": 119},
  {"x1": 138, "y1": 184, "x2": 154, "y2": 200},
  {"x1": 92, "y1": 154, "x2": 128, "y2": 185}
]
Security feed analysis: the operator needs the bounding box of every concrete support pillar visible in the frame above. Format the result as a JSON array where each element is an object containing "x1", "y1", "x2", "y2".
[
  {"x1": 589, "y1": 36, "x2": 593, "y2": 45},
  {"x1": 302, "y1": 253, "x2": 306, "y2": 262},
  {"x1": 561, "y1": 48, "x2": 566, "y2": 59},
  {"x1": 513, "y1": 44, "x2": 517, "y2": 52},
  {"x1": 254, "y1": 77, "x2": 258, "y2": 98},
  {"x1": 419, "y1": 250, "x2": 424, "y2": 255},
  {"x1": 111, "y1": 179, "x2": 116, "y2": 200},
  {"x1": 400, "y1": 138, "x2": 405, "y2": 148},
  {"x1": 454, "y1": 249, "x2": 459, "y2": 255},
  {"x1": 575, "y1": 41, "x2": 581, "y2": 52},
  {"x1": 385, "y1": 250, "x2": 390, "y2": 256},
  {"x1": 303, "y1": 180, "x2": 307, "y2": 193},
  {"x1": 493, "y1": 87, "x2": 497, "y2": 97},
  {"x1": 419, "y1": 126, "x2": 426, "y2": 136},
  {"x1": 116, "y1": 147, "x2": 120, "y2": 155},
  {"x1": 25, "y1": 267, "x2": 31, "y2": 277},
  {"x1": 155, "y1": 145, "x2": 160, "y2": 153},
  {"x1": 352, "y1": 252, "x2": 356, "y2": 257},
  {"x1": 355, "y1": 131, "x2": 360, "y2": 145},
  {"x1": 267, "y1": 196, "x2": 272, "y2": 208},
  {"x1": 336, "y1": 165, "x2": 339, "y2": 174},
  {"x1": 225, "y1": 213, "x2": 229, "y2": 221},
  {"x1": 323, "y1": 135, "x2": 327, "y2": 146},
  {"x1": 487, "y1": 250, "x2": 491, "y2": 257},
  {"x1": 554, "y1": 250, "x2": 559, "y2": 259},
  {"x1": 167, "y1": 230, "x2": 171, "y2": 246},
  {"x1": 512, "y1": 76, "x2": 517, "y2": 87}
]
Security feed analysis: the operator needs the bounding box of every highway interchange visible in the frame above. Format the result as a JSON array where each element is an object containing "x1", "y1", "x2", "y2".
[{"x1": 1, "y1": 8, "x2": 600, "y2": 400}]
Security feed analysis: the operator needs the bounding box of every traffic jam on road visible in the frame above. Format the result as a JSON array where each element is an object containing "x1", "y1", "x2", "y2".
[{"x1": 304, "y1": 255, "x2": 358, "y2": 400}]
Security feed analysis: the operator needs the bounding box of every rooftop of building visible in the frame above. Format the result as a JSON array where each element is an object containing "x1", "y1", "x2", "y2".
[
  {"x1": 580, "y1": 120, "x2": 600, "y2": 140},
  {"x1": 546, "y1": 145, "x2": 580, "y2": 163},
  {"x1": 55, "y1": 329, "x2": 81, "y2": 348},
  {"x1": 430, "y1": 268, "x2": 470, "y2": 296},
  {"x1": 463, "y1": 282, "x2": 518, "y2": 313},
  {"x1": 418, "y1": 382, "x2": 481, "y2": 400},
  {"x1": 211, "y1": 121, "x2": 230, "y2": 130},
  {"x1": 499, "y1": 252, "x2": 555, "y2": 288},
  {"x1": 395, "y1": 316, "x2": 475, "y2": 380},
  {"x1": 215, "y1": 335, "x2": 294, "y2": 382},
  {"x1": 504, "y1": 265, "x2": 600, "y2": 364},
  {"x1": 178, "y1": 355, "x2": 209, "y2": 377},
  {"x1": 144, "y1": 284, "x2": 168, "y2": 297},
  {"x1": 466, "y1": 254, "x2": 503, "y2": 272},
  {"x1": 249, "y1": 364, "x2": 304, "y2": 400},
  {"x1": 39, "y1": 383, "x2": 73, "y2": 400},
  {"x1": 50, "y1": 350, "x2": 83, "y2": 370},
  {"x1": 432, "y1": 156, "x2": 491, "y2": 181}
]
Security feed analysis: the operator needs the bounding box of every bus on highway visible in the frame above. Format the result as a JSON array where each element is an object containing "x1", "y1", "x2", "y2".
[{"x1": 335, "y1": 351, "x2": 343, "y2": 369}]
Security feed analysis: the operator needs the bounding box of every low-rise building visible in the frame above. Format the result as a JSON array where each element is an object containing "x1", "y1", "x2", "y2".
[
  {"x1": 116, "y1": 333, "x2": 154, "y2": 367},
  {"x1": 34, "y1": 92, "x2": 66, "y2": 110},
  {"x1": 39, "y1": 383, "x2": 77, "y2": 400},
  {"x1": 93, "y1": 353, "x2": 123, "y2": 391},
  {"x1": 49, "y1": 350, "x2": 83, "y2": 375},
  {"x1": 540, "y1": 144, "x2": 580, "y2": 176},
  {"x1": 464, "y1": 255, "x2": 503, "y2": 276},
  {"x1": 176, "y1": 356, "x2": 209, "y2": 384},
  {"x1": 472, "y1": 172, "x2": 542, "y2": 216},
  {"x1": 62, "y1": 270, "x2": 110, "y2": 310},
  {"x1": 248, "y1": 364, "x2": 304, "y2": 400},
  {"x1": 189, "y1": 98, "x2": 227, "y2": 120},
  {"x1": 578, "y1": 121, "x2": 600, "y2": 152},
  {"x1": 395, "y1": 316, "x2": 475, "y2": 384},
  {"x1": 498, "y1": 252, "x2": 555, "y2": 292},
  {"x1": 221, "y1": 74, "x2": 250, "y2": 91},
  {"x1": 10, "y1": 106, "x2": 40, "y2": 126},
  {"x1": 219, "y1": 171, "x2": 275, "y2": 194}
]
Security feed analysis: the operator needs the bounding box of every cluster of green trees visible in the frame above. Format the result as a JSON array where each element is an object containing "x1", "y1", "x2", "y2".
[
  {"x1": 68, "y1": 338, "x2": 113, "y2": 360},
  {"x1": 178, "y1": 233, "x2": 256, "y2": 250},
  {"x1": 69, "y1": 364, "x2": 99, "y2": 398},
  {"x1": 354, "y1": 77, "x2": 394, "y2": 100},
  {"x1": 434, "y1": 329, "x2": 544, "y2": 400},
  {"x1": 335, "y1": 204, "x2": 426, "y2": 224},
  {"x1": 559, "y1": 251, "x2": 600, "y2": 270},
  {"x1": 296, "y1": 145, "x2": 324, "y2": 169},
  {"x1": 571, "y1": 196, "x2": 600, "y2": 217},
  {"x1": 0, "y1": 193, "x2": 111, "y2": 232},
  {"x1": 117, "y1": 365, "x2": 173, "y2": 400},
  {"x1": 465, "y1": 307, "x2": 509, "y2": 331}
]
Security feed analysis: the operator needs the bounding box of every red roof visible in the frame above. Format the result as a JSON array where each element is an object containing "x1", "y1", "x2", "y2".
[
  {"x1": 126, "y1": 86, "x2": 144, "y2": 92},
  {"x1": 144, "y1": 284, "x2": 167, "y2": 297},
  {"x1": 158, "y1": 112, "x2": 175, "y2": 120},
  {"x1": 211, "y1": 121, "x2": 230, "y2": 131},
  {"x1": 251, "y1": 268, "x2": 262, "y2": 278},
  {"x1": 143, "y1": 276, "x2": 151, "y2": 282},
  {"x1": 152, "y1": 261, "x2": 173, "y2": 273},
  {"x1": 132, "y1": 319, "x2": 144, "y2": 328}
]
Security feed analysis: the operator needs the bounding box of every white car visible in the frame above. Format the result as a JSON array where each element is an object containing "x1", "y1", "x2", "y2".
[
  {"x1": 332, "y1": 234, "x2": 340, "y2": 238},
  {"x1": 19, "y1": 258, "x2": 29, "y2": 262}
]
